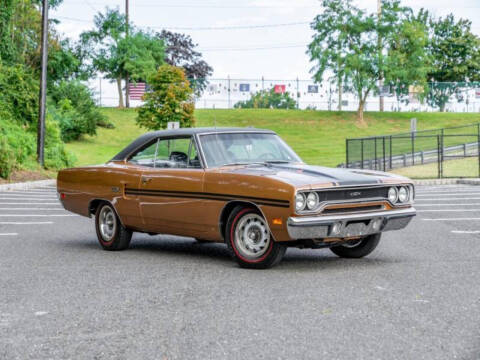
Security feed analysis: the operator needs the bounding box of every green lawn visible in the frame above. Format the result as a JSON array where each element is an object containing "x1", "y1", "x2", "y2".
[
  {"x1": 65, "y1": 108, "x2": 480, "y2": 168},
  {"x1": 392, "y1": 157, "x2": 480, "y2": 179}
]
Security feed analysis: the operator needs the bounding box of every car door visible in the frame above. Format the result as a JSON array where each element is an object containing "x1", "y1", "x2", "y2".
[{"x1": 136, "y1": 136, "x2": 207, "y2": 237}]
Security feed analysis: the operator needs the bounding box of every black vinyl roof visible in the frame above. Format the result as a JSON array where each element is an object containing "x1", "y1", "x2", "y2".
[{"x1": 110, "y1": 127, "x2": 275, "y2": 161}]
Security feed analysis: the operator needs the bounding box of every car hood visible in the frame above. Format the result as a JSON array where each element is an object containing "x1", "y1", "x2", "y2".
[{"x1": 220, "y1": 163, "x2": 410, "y2": 189}]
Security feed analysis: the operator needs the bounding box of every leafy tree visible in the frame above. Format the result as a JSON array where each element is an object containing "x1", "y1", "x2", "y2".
[
  {"x1": 136, "y1": 64, "x2": 195, "y2": 130},
  {"x1": 157, "y1": 30, "x2": 213, "y2": 96},
  {"x1": 80, "y1": 8, "x2": 165, "y2": 108},
  {"x1": 234, "y1": 88, "x2": 297, "y2": 109},
  {"x1": 0, "y1": 0, "x2": 15, "y2": 63},
  {"x1": 309, "y1": 0, "x2": 429, "y2": 124},
  {"x1": 426, "y1": 14, "x2": 480, "y2": 111}
]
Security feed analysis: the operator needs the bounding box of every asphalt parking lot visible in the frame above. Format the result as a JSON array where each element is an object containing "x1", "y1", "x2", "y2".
[{"x1": 0, "y1": 185, "x2": 479, "y2": 360}]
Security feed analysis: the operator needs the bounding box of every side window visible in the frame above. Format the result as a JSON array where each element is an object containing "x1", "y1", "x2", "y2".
[
  {"x1": 129, "y1": 137, "x2": 202, "y2": 169},
  {"x1": 129, "y1": 140, "x2": 158, "y2": 167}
]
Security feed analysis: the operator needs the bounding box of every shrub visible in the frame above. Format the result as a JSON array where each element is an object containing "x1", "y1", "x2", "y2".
[
  {"x1": 136, "y1": 64, "x2": 195, "y2": 130},
  {"x1": 0, "y1": 137, "x2": 15, "y2": 179},
  {"x1": 234, "y1": 88, "x2": 297, "y2": 109},
  {"x1": 49, "y1": 80, "x2": 112, "y2": 141}
]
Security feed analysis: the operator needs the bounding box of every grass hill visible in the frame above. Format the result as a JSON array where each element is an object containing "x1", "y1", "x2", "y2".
[{"x1": 65, "y1": 108, "x2": 480, "y2": 168}]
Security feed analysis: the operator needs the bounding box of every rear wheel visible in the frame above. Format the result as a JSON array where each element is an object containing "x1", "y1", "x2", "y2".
[
  {"x1": 330, "y1": 233, "x2": 381, "y2": 258},
  {"x1": 95, "y1": 203, "x2": 132, "y2": 251},
  {"x1": 226, "y1": 206, "x2": 286, "y2": 269}
]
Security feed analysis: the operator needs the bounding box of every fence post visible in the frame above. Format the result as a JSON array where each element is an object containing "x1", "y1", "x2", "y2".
[
  {"x1": 421, "y1": 151, "x2": 424, "y2": 164},
  {"x1": 382, "y1": 136, "x2": 386, "y2": 171},
  {"x1": 478, "y1": 124, "x2": 480, "y2": 178},
  {"x1": 437, "y1": 135, "x2": 441, "y2": 179},
  {"x1": 374, "y1": 137, "x2": 377, "y2": 170},
  {"x1": 227, "y1": 76, "x2": 231, "y2": 109},
  {"x1": 361, "y1": 139, "x2": 364, "y2": 169},
  {"x1": 411, "y1": 132, "x2": 415, "y2": 166},
  {"x1": 403, "y1": 154, "x2": 406, "y2": 167},
  {"x1": 346, "y1": 139, "x2": 349, "y2": 168},
  {"x1": 389, "y1": 135, "x2": 393, "y2": 169},
  {"x1": 296, "y1": 77, "x2": 300, "y2": 109}
]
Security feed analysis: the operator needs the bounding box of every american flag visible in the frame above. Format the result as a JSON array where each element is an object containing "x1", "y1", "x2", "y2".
[
  {"x1": 129, "y1": 82, "x2": 146, "y2": 100},
  {"x1": 274, "y1": 84, "x2": 286, "y2": 94}
]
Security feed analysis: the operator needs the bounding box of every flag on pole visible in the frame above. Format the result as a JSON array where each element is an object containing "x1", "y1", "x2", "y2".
[
  {"x1": 239, "y1": 83, "x2": 250, "y2": 92},
  {"x1": 307, "y1": 85, "x2": 319, "y2": 93},
  {"x1": 129, "y1": 82, "x2": 146, "y2": 100},
  {"x1": 274, "y1": 84, "x2": 286, "y2": 93}
]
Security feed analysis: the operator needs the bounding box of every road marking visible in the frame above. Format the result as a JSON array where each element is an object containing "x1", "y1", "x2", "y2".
[
  {"x1": 422, "y1": 218, "x2": 480, "y2": 221},
  {"x1": 418, "y1": 209, "x2": 480, "y2": 212},
  {"x1": 451, "y1": 230, "x2": 480, "y2": 234},
  {"x1": 0, "y1": 208, "x2": 64, "y2": 210},
  {"x1": 0, "y1": 222, "x2": 53, "y2": 225},
  {"x1": 0, "y1": 214, "x2": 76, "y2": 217},
  {"x1": 2, "y1": 190, "x2": 56, "y2": 194},
  {"x1": 0, "y1": 196, "x2": 57, "y2": 200},
  {"x1": 0, "y1": 203, "x2": 60, "y2": 205},
  {"x1": 0, "y1": 233, "x2": 18, "y2": 236},
  {"x1": 416, "y1": 193, "x2": 480, "y2": 197},
  {"x1": 415, "y1": 203, "x2": 480, "y2": 206},
  {"x1": 416, "y1": 198, "x2": 480, "y2": 201}
]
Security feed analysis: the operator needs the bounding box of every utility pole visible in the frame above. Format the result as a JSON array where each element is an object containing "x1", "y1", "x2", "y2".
[
  {"x1": 378, "y1": 0, "x2": 384, "y2": 112},
  {"x1": 125, "y1": 0, "x2": 130, "y2": 108},
  {"x1": 37, "y1": 0, "x2": 48, "y2": 166}
]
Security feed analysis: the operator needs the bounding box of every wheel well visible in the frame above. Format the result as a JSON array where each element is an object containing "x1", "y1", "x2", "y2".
[
  {"x1": 89, "y1": 199, "x2": 105, "y2": 216},
  {"x1": 219, "y1": 201, "x2": 263, "y2": 241}
]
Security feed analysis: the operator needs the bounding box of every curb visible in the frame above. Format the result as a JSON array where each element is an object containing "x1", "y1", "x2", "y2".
[
  {"x1": 0, "y1": 179, "x2": 56, "y2": 192},
  {"x1": 413, "y1": 178, "x2": 480, "y2": 186}
]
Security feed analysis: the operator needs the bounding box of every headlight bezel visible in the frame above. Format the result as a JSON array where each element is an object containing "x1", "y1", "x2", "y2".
[
  {"x1": 388, "y1": 187, "x2": 398, "y2": 204},
  {"x1": 295, "y1": 192, "x2": 306, "y2": 212},
  {"x1": 398, "y1": 186, "x2": 409, "y2": 203},
  {"x1": 306, "y1": 191, "x2": 319, "y2": 210}
]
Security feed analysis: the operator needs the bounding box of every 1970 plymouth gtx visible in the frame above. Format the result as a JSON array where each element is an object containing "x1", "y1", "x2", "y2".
[{"x1": 57, "y1": 127, "x2": 416, "y2": 268}]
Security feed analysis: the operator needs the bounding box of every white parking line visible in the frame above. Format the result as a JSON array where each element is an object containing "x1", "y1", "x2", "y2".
[
  {"x1": 0, "y1": 203, "x2": 60, "y2": 205},
  {"x1": 451, "y1": 231, "x2": 480, "y2": 234},
  {"x1": 415, "y1": 203, "x2": 480, "y2": 206},
  {"x1": 422, "y1": 218, "x2": 480, "y2": 221},
  {"x1": 3, "y1": 190, "x2": 56, "y2": 194},
  {"x1": 0, "y1": 196, "x2": 57, "y2": 200},
  {"x1": 416, "y1": 193, "x2": 480, "y2": 197},
  {"x1": 418, "y1": 209, "x2": 480, "y2": 212},
  {"x1": 0, "y1": 222, "x2": 53, "y2": 225},
  {"x1": 0, "y1": 214, "x2": 76, "y2": 217},
  {"x1": 0, "y1": 233, "x2": 18, "y2": 236},
  {"x1": 0, "y1": 208, "x2": 64, "y2": 210},
  {"x1": 416, "y1": 198, "x2": 480, "y2": 201}
]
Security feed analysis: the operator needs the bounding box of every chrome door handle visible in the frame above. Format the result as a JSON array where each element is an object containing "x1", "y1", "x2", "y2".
[{"x1": 141, "y1": 176, "x2": 152, "y2": 184}]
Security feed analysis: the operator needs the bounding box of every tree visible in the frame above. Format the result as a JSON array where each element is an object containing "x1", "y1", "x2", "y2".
[
  {"x1": 234, "y1": 88, "x2": 297, "y2": 109},
  {"x1": 426, "y1": 14, "x2": 480, "y2": 111},
  {"x1": 80, "y1": 8, "x2": 165, "y2": 108},
  {"x1": 156, "y1": 30, "x2": 213, "y2": 95},
  {"x1": 308, "y1": 0, "x2": 429, "y2": 124},
  {"x1": 136, "y1": 64, "x2": 195, "y2": 130}
]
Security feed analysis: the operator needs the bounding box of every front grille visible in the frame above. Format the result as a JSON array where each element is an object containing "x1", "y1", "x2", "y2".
[
  {"x1": 322, "y1": 204, "x2": 384, "y2": 215},
  {"x1": 316, "y1": 187, "x2": 389, "y2": 202}
]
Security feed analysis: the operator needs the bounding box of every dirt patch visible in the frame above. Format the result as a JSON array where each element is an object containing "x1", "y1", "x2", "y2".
[{"x1": 0, "y1": 170, "x2": 56, "y2": 184}]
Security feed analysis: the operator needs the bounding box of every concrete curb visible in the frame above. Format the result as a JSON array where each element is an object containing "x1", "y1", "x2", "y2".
[
  {"x1": 413, "y1": 178, "x2": 480, "y2": 186},
  {"x1": 0, "y1": 179, "x2": 56, "y2": 192}
]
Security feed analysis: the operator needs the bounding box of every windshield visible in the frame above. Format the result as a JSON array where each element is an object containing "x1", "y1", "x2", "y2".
[{"x1": 199, "y1": 132, "x2": 302, "y2": 168}]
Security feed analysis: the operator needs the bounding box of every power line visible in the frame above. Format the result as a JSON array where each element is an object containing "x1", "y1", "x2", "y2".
[
  {"x1": 198, "y1": 43, "x2": 308, "y2": 52},
  {"x1": 54, "y1": 16, "x2": 311, "y2": 30}
]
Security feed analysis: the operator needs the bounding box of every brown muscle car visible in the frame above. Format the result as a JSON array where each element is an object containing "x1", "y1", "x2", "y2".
[{"x1": 57, "y1": 127, "x2": 416, "y2": 269}]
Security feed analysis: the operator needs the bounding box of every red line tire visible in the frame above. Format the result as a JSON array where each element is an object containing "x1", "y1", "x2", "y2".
[
  {"x1": 95, "y1": 203, "x2": 132, "y2": 251},
  {"x1": 226, "y1": 206, "x2": 286, "y2": 269},
  {"x1": 330, "y1": 233, "x2": 381, "y2": 258}
]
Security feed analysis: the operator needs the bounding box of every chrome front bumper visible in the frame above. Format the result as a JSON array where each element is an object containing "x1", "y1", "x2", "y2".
[{"x1": 287, "y1": 207, "x2": 416, "y2": 240}]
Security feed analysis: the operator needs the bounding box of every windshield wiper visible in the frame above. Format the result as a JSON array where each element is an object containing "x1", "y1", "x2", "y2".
[
  {"x1": 264, "y1": 160, "x2": 291, "y2": 164},
  {"x1": 221, "y1": 162, "x2": 266, "y2": 167}
]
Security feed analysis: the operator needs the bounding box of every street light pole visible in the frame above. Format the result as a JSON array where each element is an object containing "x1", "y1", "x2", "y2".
[
  {"x1": 125, "y1": 0, "x2": 130, "y2": 108},
  {"x1": 37, "y1": 0, "x2": 48, "y2": 166},
  {"x1": 378, "y1": 0, "x2": 384, "y2": 112}
]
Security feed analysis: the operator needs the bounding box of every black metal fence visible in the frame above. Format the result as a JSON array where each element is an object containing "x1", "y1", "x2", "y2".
[{"x1": 345, "y1": 123, "x2": 480, "y2": 179}]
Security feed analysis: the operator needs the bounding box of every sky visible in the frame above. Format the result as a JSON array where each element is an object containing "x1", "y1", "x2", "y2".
[{"x1": 52, "y1": 0, "x2": 480, "y2": 80}]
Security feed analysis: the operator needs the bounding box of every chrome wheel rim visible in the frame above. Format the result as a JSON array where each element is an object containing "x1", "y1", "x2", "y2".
[
  {"x1": 234, "y1": 213, "x2": 270, "y2": 258},
  {"x1": 99, "y1": 206, "x2": 116, "y2": 242}
]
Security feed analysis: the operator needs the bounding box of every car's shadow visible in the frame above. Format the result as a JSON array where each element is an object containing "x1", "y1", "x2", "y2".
[{"x1": 63, "y1": 234, "x2": 396, "y2": 271}]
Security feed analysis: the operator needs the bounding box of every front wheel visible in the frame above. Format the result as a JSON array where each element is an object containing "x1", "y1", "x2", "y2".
[
  {"x1": 330, "y1": 233, "x2": 381, "y2": 258},
  {"x1": 226, "y1": 206, "x2": 286, "y2": 269},
  {"x1": 95, "y1": 203, "x2": 132, "y2": 251}
]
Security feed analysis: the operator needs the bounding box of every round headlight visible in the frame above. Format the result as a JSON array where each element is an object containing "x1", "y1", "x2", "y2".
[
  {"x1": 306, "y1": 192, "x2": 319, "y2": 210},
  {"x1": 295, "y1": 193, "x2": 306, "y2": 211},
  {"x1": 398, "y1": 186, "x2": 409, "y2": 203},
  {"x1": 388, "y1": 187, "x2": 398, "y2": 203}
]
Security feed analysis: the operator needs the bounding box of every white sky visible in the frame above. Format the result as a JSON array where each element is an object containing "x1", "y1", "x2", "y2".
[{"x1": 52, "y1": 0, "x2": 480, "y2": 80}]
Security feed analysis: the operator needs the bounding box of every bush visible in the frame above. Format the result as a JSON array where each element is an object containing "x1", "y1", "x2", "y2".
[
  {"x1": 0, "y1": 62, "x2": 38, "y2": 125},
  {"x1": 0, "y1": 137, "x2": 15, "y2": 179},
  {"x1": 234, "y1": 88, "x2": 297, "y2": 109},
  {"x1": 136, "y1": 64, "x2": 195, "y2": 130},
  {"x1": 49, "y1": 80, "x2": 112, "y2": 141}
]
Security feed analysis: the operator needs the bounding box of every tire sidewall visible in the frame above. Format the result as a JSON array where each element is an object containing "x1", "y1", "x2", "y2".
[{"x1": 95, "y1": 203, "x2": 121, "y2": 250}]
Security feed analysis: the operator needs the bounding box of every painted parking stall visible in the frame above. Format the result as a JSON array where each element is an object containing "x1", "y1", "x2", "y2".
[
  {"x1": 415, "y1": 184, "x2": 480, "y2": 234},
  {"x1": 0, "y1": 185, "x2": 77, "y2": 237}
]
